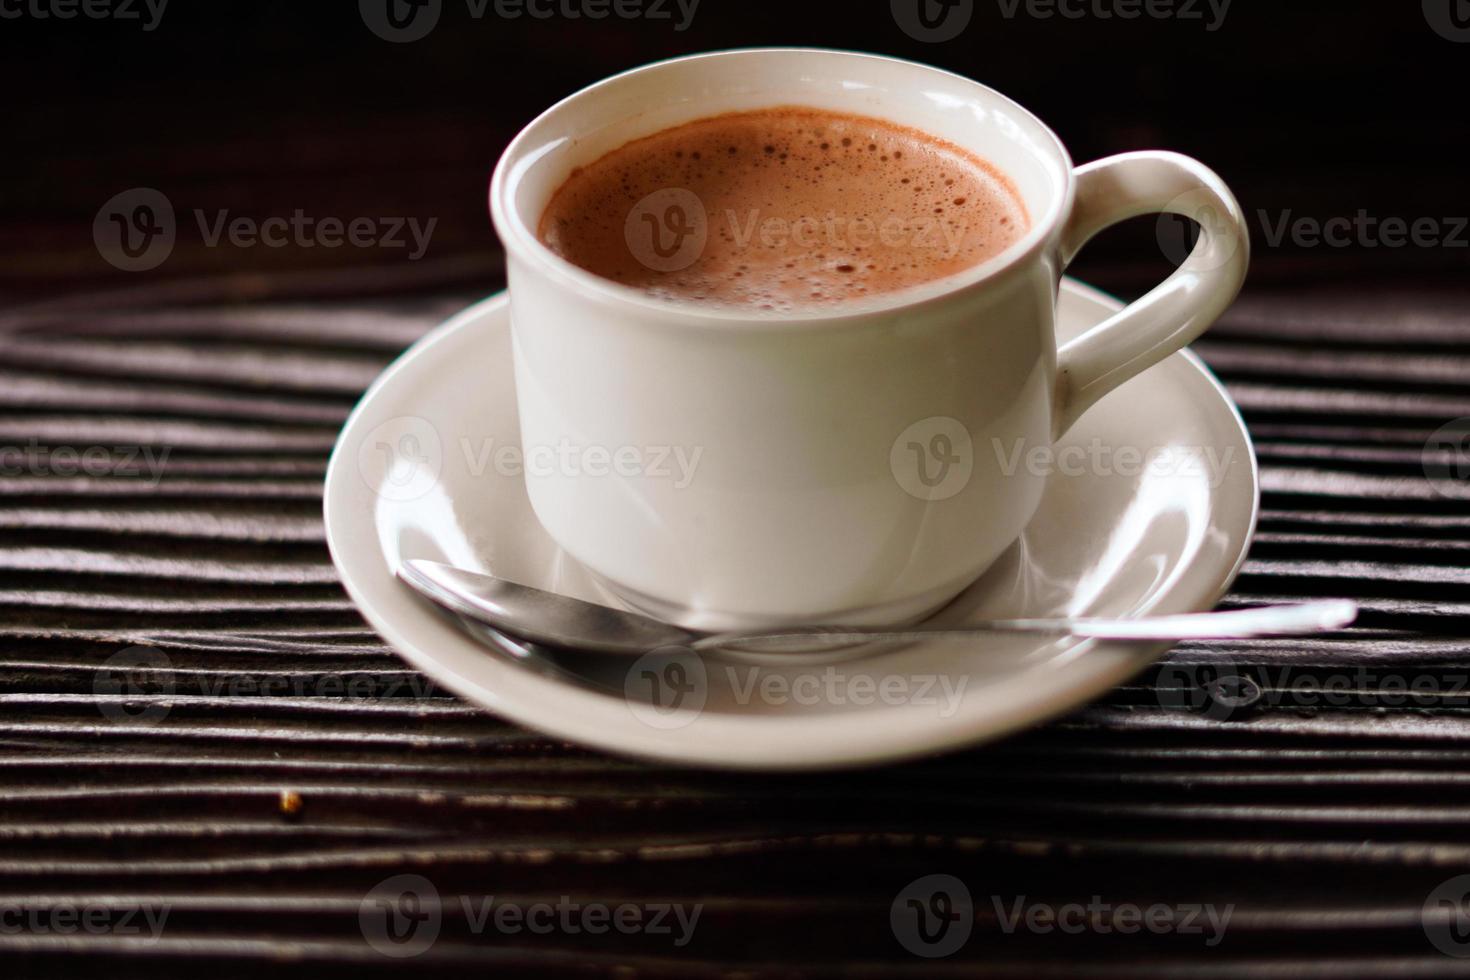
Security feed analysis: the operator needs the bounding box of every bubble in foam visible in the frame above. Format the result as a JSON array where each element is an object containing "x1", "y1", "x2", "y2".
[{"x1": 537, "y1": 107, "x2": 1029, "y2": 313}]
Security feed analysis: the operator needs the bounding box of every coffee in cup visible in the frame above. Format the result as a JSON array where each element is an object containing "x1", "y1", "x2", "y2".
[{"x1": 538, "y1": 107, "x2": 1029, "y2": 312}]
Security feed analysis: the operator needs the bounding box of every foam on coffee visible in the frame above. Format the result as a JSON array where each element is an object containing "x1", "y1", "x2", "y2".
[{"x1": 537, "y1": 107, "x2": 1029, "y2": 312}]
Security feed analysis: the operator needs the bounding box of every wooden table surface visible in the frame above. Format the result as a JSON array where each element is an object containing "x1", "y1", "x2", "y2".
[{"x1": 3, "y1": 235, "x2": 1469, "y2": 975}]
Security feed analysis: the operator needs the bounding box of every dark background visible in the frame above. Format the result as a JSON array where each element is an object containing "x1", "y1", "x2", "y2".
[
  {"x1": 3, "y1": 0, "x2": 1467, "y2": 297},
  {"x1": 2, "y1": 2, "x2": 1470, "y2": 976}
]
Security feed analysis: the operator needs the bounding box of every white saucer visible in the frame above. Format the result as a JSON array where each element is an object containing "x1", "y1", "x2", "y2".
[{"x1": 324, "y1": 280, "x2": 1259, "y2": 770}]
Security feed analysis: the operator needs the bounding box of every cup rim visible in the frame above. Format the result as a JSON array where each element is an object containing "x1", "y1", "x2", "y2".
[{"x1": 489, "y1": 47, "x2": 1076, "y2": 328}]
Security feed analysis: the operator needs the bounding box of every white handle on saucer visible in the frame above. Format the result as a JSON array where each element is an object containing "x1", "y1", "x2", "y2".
[{"x1": 1053, "y1": 151, "x2": 1249, "y2": 437}]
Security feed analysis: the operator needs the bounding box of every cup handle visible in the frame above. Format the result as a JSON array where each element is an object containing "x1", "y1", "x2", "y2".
[{"x1": 1053, "y1": 151, "x2": 1249, "y2": 438}]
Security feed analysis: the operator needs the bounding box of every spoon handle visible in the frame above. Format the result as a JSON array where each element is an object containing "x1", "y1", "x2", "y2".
[
  {"x1": 693, "y1": 600, "x2": 1358, "y2": 651},
  {"x1": 400, "y1": 559, "x2": 1357, "y2": 657}
]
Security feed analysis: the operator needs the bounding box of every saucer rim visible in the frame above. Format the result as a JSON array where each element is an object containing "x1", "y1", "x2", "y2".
[{"x1": 324, "y1": 279, "x2": 1260, "y2": 770}]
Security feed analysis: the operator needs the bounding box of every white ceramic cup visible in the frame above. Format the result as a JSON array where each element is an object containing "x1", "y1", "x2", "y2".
[{"x1": 490, "y1": 48, "x2": 1249, "y2": 631}]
